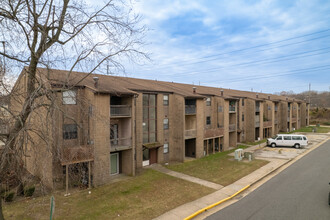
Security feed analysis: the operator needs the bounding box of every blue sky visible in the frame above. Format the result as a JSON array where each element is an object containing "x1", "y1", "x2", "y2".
[{"x1": 119, "y1": 0, "x2": 330, "y2": 94}]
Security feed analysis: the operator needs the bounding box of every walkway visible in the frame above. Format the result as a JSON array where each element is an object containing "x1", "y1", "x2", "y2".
[{"x1": 149, "y1": 164, "x2": 223, "y2": 190}]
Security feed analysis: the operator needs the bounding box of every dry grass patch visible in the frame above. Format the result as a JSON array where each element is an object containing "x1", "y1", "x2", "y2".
[
  {"x1": 3, "y1": 169, "x2": 214, "y2": 220},
  {"x1": 167, "y1": 148, "x2": 268, "y2": 186}
]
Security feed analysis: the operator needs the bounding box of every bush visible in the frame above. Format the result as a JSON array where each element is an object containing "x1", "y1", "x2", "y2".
[
  {"x1": 24, "y1": 185, "x2": 35, "y2": 197},
  {"x1": 4, "y1": 191, "x2": 15, "y2": 202},
  {"x1": 0, "y1": 188, "x2": 5, "y2": 197}
]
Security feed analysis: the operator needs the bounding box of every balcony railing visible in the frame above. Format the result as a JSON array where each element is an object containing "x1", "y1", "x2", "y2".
[
  {"x1": 185, "y1": 129, "x2": 196, "y2": 139},
  {"x1": 111, "y1": 137, "x2": 132, "y2": 151},
  {"x1": 204, "y1": 128, "x2": 224, "y2": 138},
  {"x1": 292, "y1": 117, "x2": 297, "y2": 123},
  {"x1": 60, "y1": 145, "x2": 94, "y2": 165},
  {"x1": 229, "y1": 124, "x2": 236, "y2": 132},
  {"x1": 263, "y1": 120, "x2": 272, "y2": 127},
  {"x1": 185, "y1": 105, "x2": 196, "y2": 115},
  {"x1": 229, "y1": 106, "x2": 236, "y2": 112},
  {"x1": 110, "y1": 105, "x2": 131, "y2": 117}
]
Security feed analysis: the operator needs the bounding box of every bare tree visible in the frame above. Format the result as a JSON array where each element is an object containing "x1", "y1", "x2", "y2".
[{"x1": 0, "y1": 0, "x2": 146, "y2": 218}]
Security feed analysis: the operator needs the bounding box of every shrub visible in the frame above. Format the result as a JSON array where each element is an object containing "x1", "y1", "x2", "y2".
[
  {"x1": 24, "y1": 185, "x2": 35, "y2": 197},
  {"x1": 4, "y1": 191, "x2": 15, "y2": 202}
]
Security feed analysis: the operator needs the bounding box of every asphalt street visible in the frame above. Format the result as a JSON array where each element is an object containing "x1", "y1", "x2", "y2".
[{"x1": 207, "y1": 139, "x2": 330, "y2": 220}]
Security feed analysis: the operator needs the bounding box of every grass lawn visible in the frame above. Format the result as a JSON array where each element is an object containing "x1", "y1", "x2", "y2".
[
  {"x1": 166, "y1": 148, "x2": 268, "y2": 186},
  {"x1": 243, "y1": 139, "x2": 267, "y2": 146},
  {"x1": 282, "y1": 126, "x2": 330, "y2": 134},
  {"x1": 3, "y1": 169, "x2": 214, "y2": 220}
]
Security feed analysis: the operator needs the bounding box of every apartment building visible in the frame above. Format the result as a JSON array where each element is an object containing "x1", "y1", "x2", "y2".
[
  {"x1": 0, "y1": 95, "x2": 9, "y2": 149},
  {"x1": 8, "y1": 67, "x2": 309, "y2": 190}
]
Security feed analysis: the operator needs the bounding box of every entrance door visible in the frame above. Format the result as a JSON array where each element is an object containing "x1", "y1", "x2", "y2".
[
  {"x1": 143, "y1": 148, "x2": 150, "y2": 166},
  {"x1": 149, "y1": 149, "x2": 157, "y2": 165},
  {"x1": 110, "y1": 153, "x2": 119, "y2": 175}
]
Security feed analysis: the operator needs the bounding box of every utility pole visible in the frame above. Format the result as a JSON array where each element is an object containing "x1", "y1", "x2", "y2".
[{"x1": 308, "y1": 83, "x2": 311, "y2": 105}]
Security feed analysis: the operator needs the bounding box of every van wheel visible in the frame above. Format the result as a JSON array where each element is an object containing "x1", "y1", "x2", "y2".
[
  {"x1": 271, "y1": 143, "x2": 276, "y2": 148},
  {"x1": 294, "y1": 144, "x2": 300, "y2": 149}
]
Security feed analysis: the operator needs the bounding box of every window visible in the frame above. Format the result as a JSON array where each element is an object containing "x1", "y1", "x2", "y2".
[
  {"x1": 292, "y1": 136, "x2": 302, "y2": 140},
  {"x1": 242, "y1": 114, "x2": 244, "y2": 121},
  {"x1": 164, "y1": 143, "x2": 169, "y2": 153},
  {"x1": 63, "y1": 124, "x2": 78, "y2": 139},
  {"x1": 283, "y1": 136, "x2": 291, "y2": 140},
  {"x1": 268, "y1": 106, "x2": 271, "y2": 110},
  {"x1": 218, "y1": 106, "x2": 223, "y2": 112},
  {"x1": 206, "y1": 116, "x2": 211, "y2": 125},
  {"x1": 206, "y1": 97, "x2": 211, "y2": 106},
  {"x1": 63, "y1": 90, "x2": 76, "y2": 105},
  {"x1": 303, "y1": 136, "x2": 307, "y2": 140},
  {"x1": 163, "y1": 95, "x2": 169, "y2": 106},
  {"x1": 276, "y1": 136, "x2": 282, "y2": 140},
  {"x1": 242, "y1": 98, "x2": 244, "y2": 106},
  {"x1": 163, "y1": 118, "x2": 169, "y2": 130},
  {"x1": 143, "y1": 94, "x2": 157, "y2": 143}
]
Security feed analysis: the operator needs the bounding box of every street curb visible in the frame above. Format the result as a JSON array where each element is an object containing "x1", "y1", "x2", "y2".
[
  {"x1": 183, "y1": 136, "x2": 330, "y2": 220},
  {"x1": 183, "y1": 185, "x2": 251, "y2": 220}
]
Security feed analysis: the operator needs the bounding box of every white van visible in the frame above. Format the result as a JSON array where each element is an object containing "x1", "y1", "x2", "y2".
[{"x1": 267, "y1": 134, "x2": 308, "y2": 149}]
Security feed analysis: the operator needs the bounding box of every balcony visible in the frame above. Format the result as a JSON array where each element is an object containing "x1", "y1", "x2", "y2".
[
  {"x1": 110, "y1": 105, "x2": 131, "y2": 117},
  {"x1": 0, "y1": 124, "x2": 9, "y2": 136},
  {"x1": 263, "y1": 120, "x2": 272, "y2": 128},
  {"x1": 60, "y1": 145, "x2": 94, "y2": 165},
  {"x1": 185, "y1": 105, "x2": 196, "y2": 115},
  {"x1": 204, "y1": 128, "x2": 224, "y2": 138},
  {"x1": 292, "y1": 117, "x2": 297, "y2": 123},
  {"x1": 185, "y1": 129, "x2": 196, "y2": 139},
  {"x1": 110, "y1": 137, "x2": 132, "y2": 152},
  {"x1": 229, "y1": 124, "x2": 236, "y2": 132},
  {"x1": 229, "y1": 106, "x2": 236, "y2": 113}
]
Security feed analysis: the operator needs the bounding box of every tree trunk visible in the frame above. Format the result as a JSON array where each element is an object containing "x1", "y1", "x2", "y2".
[{"x1": 0, "y1": 194, "x2": 4, "y2": 220}]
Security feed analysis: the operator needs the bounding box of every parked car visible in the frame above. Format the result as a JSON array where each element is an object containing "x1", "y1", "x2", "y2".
[{"x1": 267, "y1": 134, "x2": 308, "y2": 149}]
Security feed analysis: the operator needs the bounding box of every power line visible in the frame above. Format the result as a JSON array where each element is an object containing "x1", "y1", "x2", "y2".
[
  {"x1": 142, "y1": 27, "x2": 330, "y2": 70},
  {"x1": 145, "y1": 34, "x2": 330, "y2": 71},
  {"x1": 202, "y1": 64, "x2": 330, "y2": 84},
  {"x1": 201, "y1": 65, "x2": 330, "y2": 83},
  {"x1": 154, "y1": 47, "x2": 330, "y2": 78}
]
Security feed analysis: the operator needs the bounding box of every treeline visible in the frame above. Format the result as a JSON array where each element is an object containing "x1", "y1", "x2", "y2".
[{"x1": 275, "y1": 90, "x2": 330, "y2": 108}]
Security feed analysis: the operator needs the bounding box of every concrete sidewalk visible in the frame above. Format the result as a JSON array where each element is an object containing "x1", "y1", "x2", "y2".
[
  {"x1": 149, "y1": 164, "x2": 223, "y2": 190},
  {"x1": 154, "y1": 158, "x2": 288, "y2": 220}
]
